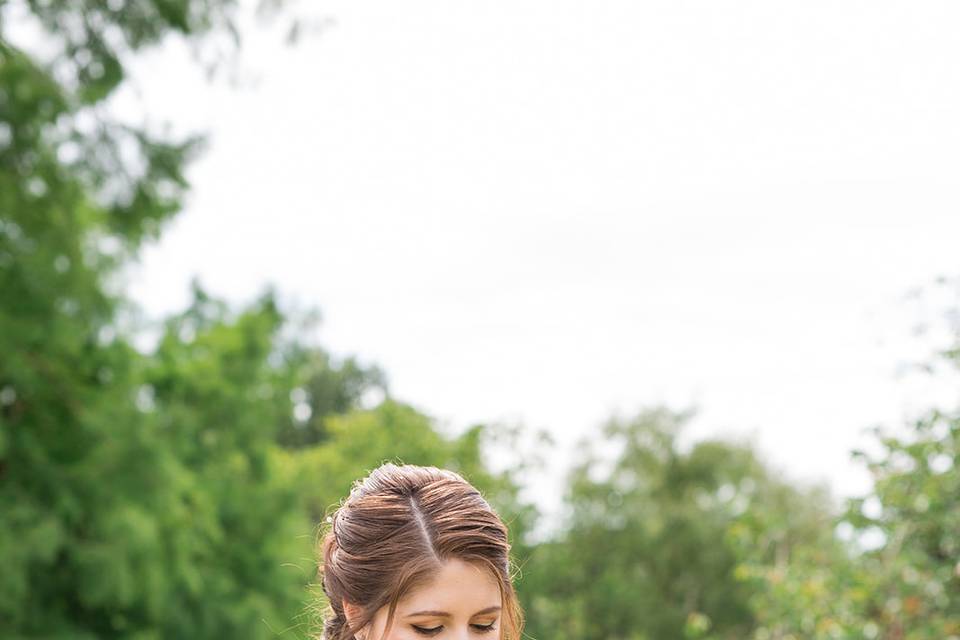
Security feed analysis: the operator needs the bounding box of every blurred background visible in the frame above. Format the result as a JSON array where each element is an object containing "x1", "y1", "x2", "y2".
[{"x1": 2, "y1": 0, "x2": 959, "y2": 638}]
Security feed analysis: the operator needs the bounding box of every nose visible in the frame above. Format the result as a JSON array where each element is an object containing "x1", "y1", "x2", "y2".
[{"x1": 450, "y1": 626, "x2": 472, "y2": 640}]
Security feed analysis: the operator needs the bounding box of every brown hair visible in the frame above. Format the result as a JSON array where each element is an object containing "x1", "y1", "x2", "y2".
[{"x1": 314, "y1": 462, "x2": 525, "y2": 640}]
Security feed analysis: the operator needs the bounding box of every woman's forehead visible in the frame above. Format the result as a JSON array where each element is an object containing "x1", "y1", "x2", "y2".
[{"x1": 400, "y1": 558, "x2": 500, "y2": 613}]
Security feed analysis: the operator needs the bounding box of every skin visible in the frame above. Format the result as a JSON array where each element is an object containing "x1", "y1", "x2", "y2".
[{"x1": 343, "y1": 557, "x2": 503, "y2": 640}]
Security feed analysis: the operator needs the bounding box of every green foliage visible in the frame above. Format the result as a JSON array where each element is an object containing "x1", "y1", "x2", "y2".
[
  {"x1": 517, "y1": 408, "x2": 836, "y2": 640},
  {"x1": 745, "y1": 413, "x2": 960, "y2": 639},
  {"x1": 1, "y1": 0, "x2": 301, "y2": 635},
  {"x1": 743, "y1": 283, "x2": 960, "y2": 639},
  {"x1": 273, "y1": 347, "x2": 387, "y2": 450},
  {"x1": 0, "y1": 275, "x2": 305, "y2": 636},
  {"x1": 1, "y1": 249, "x2": 535, "y2": 638}
]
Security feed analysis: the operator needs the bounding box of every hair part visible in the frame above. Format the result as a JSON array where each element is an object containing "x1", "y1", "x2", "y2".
[{"x1": 314, "y1": 462, "x2": 525, "y2": 640}]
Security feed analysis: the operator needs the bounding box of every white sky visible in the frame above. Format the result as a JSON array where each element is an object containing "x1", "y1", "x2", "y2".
[{"x1": 113, "y1": 0, "x2": 960, "y2": 537}]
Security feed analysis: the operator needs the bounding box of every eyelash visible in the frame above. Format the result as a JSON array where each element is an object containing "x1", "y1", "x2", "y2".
[{"x1": 412, "y1": 623, "x2": 497, "y2": 636}]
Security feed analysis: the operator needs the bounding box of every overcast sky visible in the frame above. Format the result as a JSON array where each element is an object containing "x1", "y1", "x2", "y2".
[{"x1": 114, "y1": 0, "x2": 960, "y2": 536}]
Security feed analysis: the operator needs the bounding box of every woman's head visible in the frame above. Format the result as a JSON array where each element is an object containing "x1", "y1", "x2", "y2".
[{"x1": 315, "y1": 462, "x2": 524, "y2": 640}]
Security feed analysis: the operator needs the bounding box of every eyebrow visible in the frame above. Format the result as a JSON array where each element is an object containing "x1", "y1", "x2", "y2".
[{"x1": 405, "y1": 606, "x2": 501, "y2": 618}]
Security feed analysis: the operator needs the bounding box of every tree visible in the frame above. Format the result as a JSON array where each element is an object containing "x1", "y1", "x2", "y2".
[
  {"x1": 274, "y1": 344, "x2": 388, "y2": 450},
  {"x1": 745, "y1": 276, "x2": 960, "y2": 639},
  {"x1": 517, "y1": 407, "x2": 836, "y2": 640},
  {"x1": 0, "y1": 2, "x2": 314, "y2": 636}
]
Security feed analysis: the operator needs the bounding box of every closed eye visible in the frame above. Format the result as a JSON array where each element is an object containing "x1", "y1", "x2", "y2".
[{"x1": 411, "y1": 623, "x2": 498, "y2": 635}]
